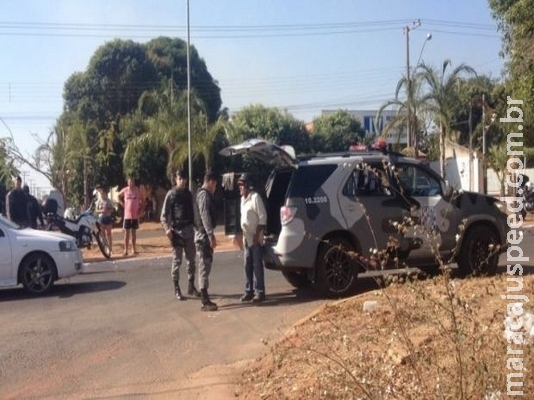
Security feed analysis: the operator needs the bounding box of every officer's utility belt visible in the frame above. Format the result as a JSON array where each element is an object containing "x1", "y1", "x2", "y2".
[{"x1": 172, "y1": 221, "x2": 193, "y2": 230}]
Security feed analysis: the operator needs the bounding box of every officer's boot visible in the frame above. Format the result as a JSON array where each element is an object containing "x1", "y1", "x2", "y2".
[
  {"x1": 188, "y1": 279, "x2": 201, "y2": 297},
  {"x1": 200, "y1": 289, "x2": 218, "y2": 311},
  {"x1": 173, "y1": 280, "x2": 185, "y2": 301}
]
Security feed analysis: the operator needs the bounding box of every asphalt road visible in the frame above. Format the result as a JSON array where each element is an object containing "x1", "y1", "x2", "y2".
[
  {"x1": 0, "y1": 249, "x2": 329, "y2": 399},
  {"x1": 1, "y1": 226, "x2": 533, "y2": 399}
]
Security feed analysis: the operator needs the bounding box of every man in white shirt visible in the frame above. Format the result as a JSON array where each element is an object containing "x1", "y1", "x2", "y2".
[{"x1": 238, "y1": 173, "x2": 267, "y2": 303}]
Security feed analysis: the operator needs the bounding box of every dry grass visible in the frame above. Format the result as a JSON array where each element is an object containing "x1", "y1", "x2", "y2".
[
  {"x1": 236, "y1": 272, "x2": 534, "y2": 399},
  {"x1": 236, "y1": 210, "x2": 534, "y2": 399}
]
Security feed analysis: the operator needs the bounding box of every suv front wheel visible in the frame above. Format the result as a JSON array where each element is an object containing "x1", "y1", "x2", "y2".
[
  {"x1": 457, "y1": 224, "x2": 499, "y2": 277},
  {"x1": 315, "y1": 237, "x2": 358, "y2": 297}
]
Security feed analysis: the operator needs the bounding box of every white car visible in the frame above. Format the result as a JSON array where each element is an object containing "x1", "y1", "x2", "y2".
[{"x1": 0, "y1": 215, "x2": 84, "y2": 295}]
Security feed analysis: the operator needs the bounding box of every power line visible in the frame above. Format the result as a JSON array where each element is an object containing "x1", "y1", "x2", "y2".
[{"x1": 0, "y1": 18, "x2": 499, "y2": 39}]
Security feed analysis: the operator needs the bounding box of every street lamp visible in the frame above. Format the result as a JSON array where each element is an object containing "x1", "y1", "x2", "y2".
[
  {"x1": 416, "y1": 33, "x2": 432, "y2": 68},
  {"x1": 404, "y1": 20, "x2": 431, "y2": 155},
  {"x1": 404, "y1": 21, "x2": 420, "y2": 150},
  {"x1": 413, "y1": 32, "x2": 432, "y2": 156}
]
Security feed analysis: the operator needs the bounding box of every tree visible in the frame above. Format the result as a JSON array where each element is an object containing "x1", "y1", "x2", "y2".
[
  {"x1": 377, "y1": 70, "x2": 435, "y2": 155},
  {"x1": 193, "y1": 114, "x2": 228, "y2": 172},
  {"x1": 0, "y1": 138, "x2": 20, "y2": 214},
  {"x1": 223, "y1": 105, "x2": 309, "y2": 184},
  {"x1": 448, "y1": 76, "x2": 497, "y2": 148},
  {"x1": 489, "y1": 0, "x2": 534, "y2": 148},
  {"x1": 486, "y1": 144, "x2": 511, "y2": 196},
  {"x1": 123, "y1": 89, "x2": 210, "y2": 184},
  {"x1": 0, "y1": 116, "x2": 55, "y2": 191},
  {"x1": 416, "y1": 60, "x2": 478, "y2": 177},
  {"x1": 145, "y1": 37, "x2": 222, "y2": 123},
  {"x1": 227, "y1": 105, "x2": 309, "y2": 152},
  {"x1": 310, "y1": 110, "x2": 365, "y2": 153},
  {"x1": 55, "y1": 37, "x2": 223, "y2": 198}
]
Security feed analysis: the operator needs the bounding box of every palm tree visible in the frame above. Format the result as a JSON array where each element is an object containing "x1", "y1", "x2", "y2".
[
  {"x1": 416, "y1": 60, "x2": 477, "y2": 177},
  {"x1": 376, "y1": 72, "x2": 428, "y2": 156},
  {"x1": 193, "y1": 114, "x2": 227, "y2": 171},
  {"x1": 124, "y1": 87, "x2": 221, "y2": 181}
]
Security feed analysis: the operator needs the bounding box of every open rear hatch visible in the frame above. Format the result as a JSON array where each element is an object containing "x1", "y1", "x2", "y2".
[
  {"x1": 220, "y1": 139, "x2": 296, "y2": 236},
  {"x1": 219, "y1": 138, "x2": 295, "y2": 168}
]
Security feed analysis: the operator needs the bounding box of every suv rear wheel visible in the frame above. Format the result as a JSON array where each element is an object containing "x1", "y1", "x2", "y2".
[{"x1": 315, "y1": 237, "x2": 358, "y2": 297}]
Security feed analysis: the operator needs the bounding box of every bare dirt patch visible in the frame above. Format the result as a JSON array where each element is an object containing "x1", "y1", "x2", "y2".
[
  {"x1": 81, "y1": 222, "x2": 237, "y2": 263},
  {"x1": 235, "y1": 272, "x2": 534, "y2": 399}
]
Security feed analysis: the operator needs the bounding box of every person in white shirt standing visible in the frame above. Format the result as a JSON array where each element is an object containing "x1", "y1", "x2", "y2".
[{"x1": 238, "y1": 173, "x2": 267, "y2": 303}]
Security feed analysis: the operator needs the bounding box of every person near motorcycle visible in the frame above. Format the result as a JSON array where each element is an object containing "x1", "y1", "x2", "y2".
[
  {"x1": 6, "y1": 176, "x2": 30, "y2": 227},
  {"x1": 96, "y1": 185, "x2": 114, "y2": 255},
  {"x1": 118, "y1": 176, "x2": 142, "y2": 256},
  {"x1": 519, "y1": 173, "x2": 534, "y2": 217},
  {"x1": 160, "y1": 169, "x2": 200, "y2": 301},
  {"x1": 22, "y1": 184, "x2": 44, "y2": 229}
]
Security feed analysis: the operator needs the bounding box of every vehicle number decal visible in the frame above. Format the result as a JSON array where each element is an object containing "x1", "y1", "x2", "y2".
[{"x1": 304, "y1": 196, "x2": 328, "y2": 204}]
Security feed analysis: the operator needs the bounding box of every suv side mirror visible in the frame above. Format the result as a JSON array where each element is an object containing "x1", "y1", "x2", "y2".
[{"x1": 443, "y1": 180, "x2": 454, "y2": 197}]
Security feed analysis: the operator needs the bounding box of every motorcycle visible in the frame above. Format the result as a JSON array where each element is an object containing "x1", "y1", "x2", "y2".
[
  {"x1": 524, "y1": 182, "x2": 534, "y2": 213},
  {"x1": 519, "y1": 175, "x2": 534, "y2": 219},
  {"x1": 44, "y1": 200, "x2": 112, "y2": 259}
]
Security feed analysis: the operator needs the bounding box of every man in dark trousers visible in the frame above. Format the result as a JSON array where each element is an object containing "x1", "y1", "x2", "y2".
[
  {"x1": 194, "y1": 171, "x2": 219, "y2": 312},
  {"x1": 238, "y1": 173, "x2": 268, "y2": 303},
  {"x1": 23, "y1": 185, "x2": 44, "y2": 229},
  {"x1": 6, "y1": 176, "x2": 29, "y2": 227},
  {"x1": 160, "y1": 170, "x2": 199, "y2": 300}
]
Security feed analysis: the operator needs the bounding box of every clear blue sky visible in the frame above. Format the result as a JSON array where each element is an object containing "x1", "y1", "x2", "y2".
[{"x1": 0, "y1": 0, "x2": 504, "y2": 191}]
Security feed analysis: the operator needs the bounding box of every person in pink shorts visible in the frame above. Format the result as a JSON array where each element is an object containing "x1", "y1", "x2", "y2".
[{"x1": 118, "y1": 176, "x2": 142, "y2": 256}]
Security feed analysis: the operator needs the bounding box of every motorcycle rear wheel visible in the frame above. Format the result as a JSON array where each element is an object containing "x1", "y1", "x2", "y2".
[{"x1": 95, "y1": 229, "x2": 112, "y2": 259}]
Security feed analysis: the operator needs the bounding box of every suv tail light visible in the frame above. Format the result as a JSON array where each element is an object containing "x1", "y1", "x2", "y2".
[{"x1": 280, "y1": 206, "x2": 297, "y2": 225}]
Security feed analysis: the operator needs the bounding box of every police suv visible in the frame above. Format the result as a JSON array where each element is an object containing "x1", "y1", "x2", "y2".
[{"x1": 220, "y1": 139, "x2": 509, "y2": 297}]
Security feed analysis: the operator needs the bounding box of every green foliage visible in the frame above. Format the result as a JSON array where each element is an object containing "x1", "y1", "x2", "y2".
[
  {"x1": 418, "y1": 133, "x2": 440, "y2": 161},
  {"x1": 448, "y1": 76, "x2": 498, "y2": 147},
  {"x1": 87, "y1": 39, "x2": 158, "y2": 120},
  {"x1": 489, "y1": 0, "x2": 534, "y2": 147},
  {"x1": 0, "y1": 139, "x2": 18, "y2": 185},
  {"x1": 222, "y1": 105, "x2": 310, "y2": 184},
  {"x1": 0, "y1": 139, "x2": 18, "y2": 213},
  {"x1": 416, "y1": 60, "x2": 478, "y2": 176},
  {"x1": 123, "y1": 139, "x2": 168, "y2": 188},
  {"x1": 145, "y1": 37, "x2": 222, "y2": 122},
  {"x1": 53, "y1": 36, "x2": 223, "y2": 201},
  {"x1": 310, "y1": 110, "x2": 365, "y2": 152},
  {"x1": 228, "y1": 104, "x2": 310, "y2": 151},
  {"x1": 486, "y1": 144, "x2": 511, "y2": 196}
]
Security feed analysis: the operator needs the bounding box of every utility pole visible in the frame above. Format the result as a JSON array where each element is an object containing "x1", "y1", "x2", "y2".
[
  {"x1": 481, "y1": 93, "x2": 497, "y2": 194},
  {"x1": 20, "y1": 170, "x2": 30, "y2": 185},
  {"x1": 482, "y1": 93, "x2": 486, "y2": 156},
  {"x1": 186, "y1": 0, "x2": 192, "y2": 191},
  {"x1": 468, "y1": 101, "x2": 473, "y2": 191},
  {"x1": 404, "y1": 20, "x2": 421, "y2": 152}
]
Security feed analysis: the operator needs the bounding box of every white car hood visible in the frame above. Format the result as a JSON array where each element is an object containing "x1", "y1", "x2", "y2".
[{"x1": 15, "y1": 228, "x2": 74, "y2": 243}]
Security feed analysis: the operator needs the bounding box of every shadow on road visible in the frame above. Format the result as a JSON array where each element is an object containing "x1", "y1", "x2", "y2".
[
  {"x1": 0, "y1": 280, "x2": 126, "y2": 301},
  {"x1": 215, "y1": 290, "x2": 320, "y2": 310},
  {"x1": 214, "y1": 277, "x2": 385, "y2": 310}
]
